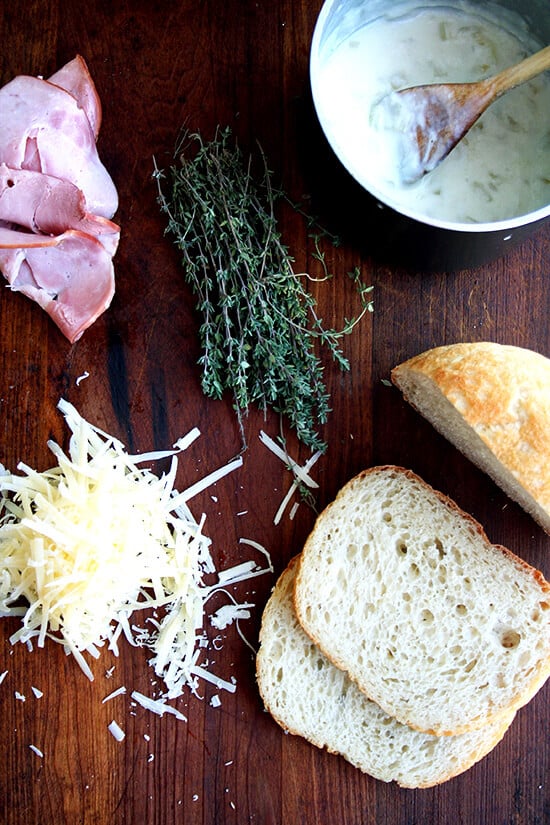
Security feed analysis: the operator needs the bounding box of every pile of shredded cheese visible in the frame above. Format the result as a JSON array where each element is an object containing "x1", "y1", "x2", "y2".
[{"x1": 0, "y1": 399, "x2": 271, "y2": 699}]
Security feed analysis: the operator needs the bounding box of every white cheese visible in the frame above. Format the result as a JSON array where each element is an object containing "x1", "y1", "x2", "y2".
[
  {"x1": 210, "y1": 603, "x2": 253, "y2": 630},
  {"x1": 259, "y1": 430, "x2": 322, "y2": 524},
  {"x1": 0, "y1": 399, "x2": 272, "y2": 699},
  {"x1": 101, "y1": 686, "x2": 127, "y2": 703},
  {"x1": 189, "y1": 665, "x2": 236, "y2": 694},
  {"x1": 108, "y1": 720, "x2": 125, "y2": 741},
  {"x1": 170, "y1": 456, "x2": 243, "y2": 505},
  {"x1": 289, "y1": 502, "x2": 300, "y2": 521},
  {"x1": 131, "y1": 690, "x2": 187, "y2": 721},
  {"x1": 259, "y1": 430, "x2": 320, "y2": 489}
]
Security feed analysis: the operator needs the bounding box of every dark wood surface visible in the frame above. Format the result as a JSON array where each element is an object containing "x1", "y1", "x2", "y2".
[{"x1": 1, "y1": 2, "x2": 549, "y2": 824}]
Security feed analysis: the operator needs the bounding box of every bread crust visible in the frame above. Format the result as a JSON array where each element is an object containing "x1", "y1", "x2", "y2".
[{"x1": 391, "y1": 342, "x2": 550, "y2": 533}]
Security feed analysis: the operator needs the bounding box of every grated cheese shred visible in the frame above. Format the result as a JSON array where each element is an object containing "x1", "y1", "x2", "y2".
[
  {"x1": 0, "y1": 399, "x2": 271, "y2": 700},
  {"x1": 259, "y1": 430, "x2": 322, "y2": 525},
  {"x1": 108, "y1": 720, "x2": 125, "y2": 742}
]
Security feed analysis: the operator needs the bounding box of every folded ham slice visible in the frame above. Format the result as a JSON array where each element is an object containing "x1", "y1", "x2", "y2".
[
  {"x1": 0, "y1": 164, "x2": 120, "y2": 256},
  {"x1": 0, "y1": 228, "x2": 115, "y2": 344},
  {"x1": 48, "y1": 55, "x2": 102, "y2": 140},
  {"x1": 0, "y1": 56, "x2": 119, "y2": 342},
  {"x1": 0, "y1": 74, "x2": 117, "y2": 218}
]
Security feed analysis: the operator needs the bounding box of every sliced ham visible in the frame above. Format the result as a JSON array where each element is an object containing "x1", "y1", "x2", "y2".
[
  {"x1": 0, "y1": 57, "x2": 119, "y2": 342},
  {"x1": 0, "y1": 74, "x2": 118, "y2": 218},
  {"x1": 0, "y1": 164, "x2": 120, "y2": 256},
  {"x1": 48, "y1": 55, "x2": 102, "y2": 139},
  {"x1": 0, "y1": 228, "x2": 115, "y2": 343}
]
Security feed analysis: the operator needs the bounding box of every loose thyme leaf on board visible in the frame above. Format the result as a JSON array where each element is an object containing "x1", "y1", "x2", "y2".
[{"x1": 154, "y1": 127, "x2": 372, "y2": 453}]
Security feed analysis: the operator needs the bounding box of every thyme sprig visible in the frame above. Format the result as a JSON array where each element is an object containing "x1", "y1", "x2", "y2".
[{"x1": 154, "y1": 127, "x2": 373, "y2": 453}]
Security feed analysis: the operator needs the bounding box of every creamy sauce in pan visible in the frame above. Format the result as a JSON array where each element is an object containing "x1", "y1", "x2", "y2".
[{"x1": 314, "y1": 2, "x2": 550, "y2": 223}]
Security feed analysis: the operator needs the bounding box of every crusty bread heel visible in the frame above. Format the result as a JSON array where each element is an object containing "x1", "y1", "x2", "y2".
[{"x1": 391, "y1": 342, "x2": 550, "y2": 534}]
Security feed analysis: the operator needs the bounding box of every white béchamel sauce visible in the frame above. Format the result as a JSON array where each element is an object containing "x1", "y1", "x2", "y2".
[{"x1": 314, "y1": 2, "x2": 550, "y2": 223}]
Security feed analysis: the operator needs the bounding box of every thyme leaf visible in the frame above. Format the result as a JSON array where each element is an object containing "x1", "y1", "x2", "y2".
[{"x1": 154, "y1": 127, "x2": 372, "y2": 453}]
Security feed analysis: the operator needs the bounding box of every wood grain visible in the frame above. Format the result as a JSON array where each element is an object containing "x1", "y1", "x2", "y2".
[{"x1": 0, "y1": 2, "x2": 548, "y2": 824}]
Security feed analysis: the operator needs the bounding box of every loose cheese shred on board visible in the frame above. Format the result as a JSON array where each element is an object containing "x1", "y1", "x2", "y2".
[
  {"x1": 258, "y1": 430, "x2": 322, "y2": 525},
  {"x1": 258, "y1": 430, "x2": 320, "y2": 490},
  {"x1": 0, "y1": 399, "x2": 272, "y2": 699},
  {"x1": 102, "y1": 686, "x2": 127, "y2": 703},
  {"x1": 131, "y1": 690, "x2": 188, "y2": 720},
  {"x1": 108, "y1": 720, "x2": 125, "y2": 742}
]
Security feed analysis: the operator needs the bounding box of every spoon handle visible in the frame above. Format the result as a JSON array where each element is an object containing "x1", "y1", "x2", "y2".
[{"x1": 488, "y1": 44, "x2": 550, "y2": 98}]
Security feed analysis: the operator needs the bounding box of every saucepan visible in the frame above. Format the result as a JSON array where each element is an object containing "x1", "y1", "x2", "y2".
[{"x1": 309, "y1": 0, "x2": 550, "y2": 270}]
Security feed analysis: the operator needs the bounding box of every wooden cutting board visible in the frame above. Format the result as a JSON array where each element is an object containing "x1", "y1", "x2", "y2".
[{"x1": 0, "y1": 2, "x2": 548, "y2": 824}]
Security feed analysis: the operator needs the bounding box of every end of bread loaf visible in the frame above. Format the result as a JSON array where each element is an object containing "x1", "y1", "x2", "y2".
[
  {"x1": 293, "y1": 466, "x2": 550, "y2": 736},
  {"x1": 257, "y1": 557, "x2": 515, "y2": 788},
  {"x1": 391, "y1": 342, "x2": 550, "y2": 534}
]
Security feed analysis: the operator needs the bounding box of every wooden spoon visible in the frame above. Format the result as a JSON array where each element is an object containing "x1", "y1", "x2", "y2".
[{"x1": 378, "y1": 44, "x2": 550, "y2": 184}]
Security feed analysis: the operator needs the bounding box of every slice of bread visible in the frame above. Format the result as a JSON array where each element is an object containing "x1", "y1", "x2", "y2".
[
  {"x1": 294, "y1": 466, "x2": 550, "y2": 736},
  {"x1": 391, "y1": 342, "x2": 550, "y2": 534},
  {"x1": 257, "y1": 557, "x2": 516, "y2": 788}
]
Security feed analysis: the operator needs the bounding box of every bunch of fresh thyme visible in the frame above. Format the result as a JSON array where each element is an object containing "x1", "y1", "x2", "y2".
[{"x1": 154, "y1": 127, "x2": 373, "y2": 453}]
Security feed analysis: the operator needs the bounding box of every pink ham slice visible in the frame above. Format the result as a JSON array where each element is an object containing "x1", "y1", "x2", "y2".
[
  {"x1": 0, "y1": 74, "x2": 118, "y2": 218},
  {"x1": 0, "y1": 227, "x2": 115, "y2": 343},
  {"x1": 48, "y1": 55, "x2": 102, "y2": 139},
  {"x1": 0, "y1": 164, "x2": 120, "y2": 256},
  {"x1": 0, "y1": 57, "x2": 119, "y2": 342}
]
